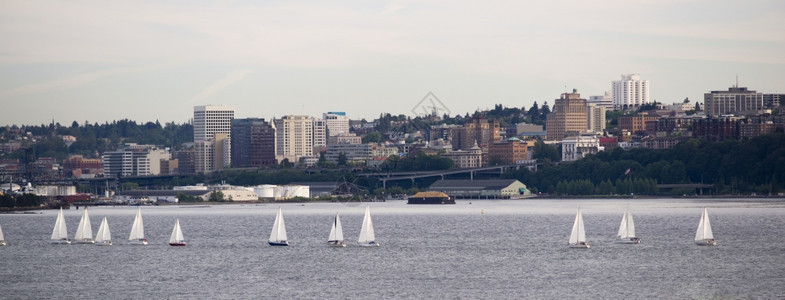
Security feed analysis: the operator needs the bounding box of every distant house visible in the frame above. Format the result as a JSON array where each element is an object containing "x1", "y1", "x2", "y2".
[{"x1": 428, "y1": 179, "x2": 529, "y2": 199}]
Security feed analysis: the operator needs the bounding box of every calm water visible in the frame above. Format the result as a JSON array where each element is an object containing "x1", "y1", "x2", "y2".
[{"x1": 1, "y1": 199, "x2": 784, "y2": 299}]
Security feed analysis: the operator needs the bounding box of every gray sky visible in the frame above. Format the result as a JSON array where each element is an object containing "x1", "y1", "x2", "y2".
[{"x1": 1, "y1": 0, "x2": 783, "y2": 126}]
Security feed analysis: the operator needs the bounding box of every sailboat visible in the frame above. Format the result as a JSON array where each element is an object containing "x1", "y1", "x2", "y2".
[
  {"x1": 268, "y1": 208, "x2": 289, "y2": 246},
  {"x1": 50, "y1": 208, "x2": 71, "y2": 244},
  {"x1": 616, "y1": 208, "x2": 641, "y2": 244},
  {"x1": 695, "y1": 208, "x2": 717, "y2": 246},
  {"x1": 128, "y1": 208, "x2": 148, "y2": 245},
  {"x1": 568, "y1": 208, "x2": 590, "y2": 248},
  {"x1": 169, "y1": 219, "x2": 186, "y2": 246},
  {"x1": 0, "y1": 222, "x2": 6, "y2": 246},
  {"x1": 327, "y1": 213, "x2": 346, "y2": 247},
  {"x1": 95, "y1": 217, "x2": 112, "y2": 246},
  {"x1": 74, "y1": 207, "x2": 95, "y2": 244},
  {"x1": 358, "y1": 206, "x2": 379, "y2": 247}
]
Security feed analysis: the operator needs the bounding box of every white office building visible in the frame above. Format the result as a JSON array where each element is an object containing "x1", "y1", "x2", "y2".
[
  {"x1": 561, "y1": 135, "x2": 605, "y2": 162},
  {"x1": 612, "y1": 74, "x2": 650, "y2": 110},
  {"x1": 275, "y1": 115, "x2": 314, "y2": 163},
  {"x1": 313, "y1": 119, "x2": 327, "y2": 148},
  {"x1": 194, "y1": 105, "x2": 234, "y2": 172},
  {"x1": 323, "y1": 112, "x2": 350, "y2": 136},
  {"x1": 587, "y1": 103, "x2": 607, "y2": 133}
]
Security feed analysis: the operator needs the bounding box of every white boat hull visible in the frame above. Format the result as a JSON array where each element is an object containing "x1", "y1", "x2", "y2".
[
  {"x1": 0, "y1": 240, "x2": 6, "y2": 246},
  {"x1": 75, "y1": 239, "x2": 95, "y2": 244},
  {"x1": 358, "y1": 241, "x2": 380, "y2": 247},
  {"x1": 616, "y1": 237, "x2": 641, "y2": 244},
  {"x1": 129, "y1": 239, "x2": 148, "y2": 245},
  {"x1": 95, "y1": 241, "x2": 112, "y2": 246},
  {"x1": 695, "y1": 239, "x2": 717, "y2": 246},
  {"x1": 328, "y1": 241, "x2": 346, "y2": 247},
  {"x1": 50, "y1": 239, "x2": 71, "y2": 245},
  {"x1": 569, "y1": 242, "x2": 590, "y2": 248}
]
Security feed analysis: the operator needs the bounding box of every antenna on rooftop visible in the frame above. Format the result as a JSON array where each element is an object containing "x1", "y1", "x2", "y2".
[{"x1": 735, "y1": 74, "x2": 738, "y2": 88}]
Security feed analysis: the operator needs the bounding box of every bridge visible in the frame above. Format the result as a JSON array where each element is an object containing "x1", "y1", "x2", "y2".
[{"x1": 358, "y1": 164, "x2": 536, "y2": 188}]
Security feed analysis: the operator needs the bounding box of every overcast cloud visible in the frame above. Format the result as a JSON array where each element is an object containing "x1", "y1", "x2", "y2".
[{"x1": 1, "y1": 0, "x2": 783, "y2": 125}]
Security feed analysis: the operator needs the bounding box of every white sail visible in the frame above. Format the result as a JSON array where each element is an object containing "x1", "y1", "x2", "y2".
[
  {"x1": 95, "y1": 217, "x2": 112, "y2": 243},
  {"x1": 169, "y1": 219, "x2": 185, "y2": 244},
  {"x1": 74, "y1": 207, "x2": 94, "y2": 242},
  {"x1": 617, "y1": 209, "x2": 636, "y2": 239},
  {"x1": 0, "y1": 222, "x2": 5, "y2": 241},
  {"x1": 358, "y1": 206, "x2": 376, "y2": 244},
  {"x1": 129, "y1": 208, "x2": 145, "y2": 241},
  {"x1": 328, "y1": 213, "x2": 344, "y2": 242},
  {"x1": 569, "y1": 209, "x2": 586, "y2": 244},
  {"x1": 695, "y1": 208, "x2": 714, "y2": 241},
  {"x1": 269, "y1": 208, "x2": 288, "y2": 243},
  {"x1": 51, "y1": 208, "x2": 69, "y2": 241}
]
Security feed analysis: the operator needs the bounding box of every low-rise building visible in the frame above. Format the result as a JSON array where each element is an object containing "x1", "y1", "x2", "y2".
[
  {"x1": 488, "y1": 137, "x2": 528, "y2": 165},
  {"x1": 428, "y1": 179, "x2": 529, "y2": 199},
  {"x1": 561, "y1": 135, "x2": 604, "y2": 162},
  {"x1": 442, "y1": 143, "x2": 482, "y2": 168}
]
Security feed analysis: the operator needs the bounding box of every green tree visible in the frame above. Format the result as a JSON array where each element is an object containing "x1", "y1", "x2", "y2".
[
  {"x1": 337, "y1": 152, "x2": 348, "y2": 166},
  {"x1": 209, "y1": 191, "x2": 225, "y2": 202},
  {"x1": 362, "y1": 132, "x2": 383, "y2": 143}
]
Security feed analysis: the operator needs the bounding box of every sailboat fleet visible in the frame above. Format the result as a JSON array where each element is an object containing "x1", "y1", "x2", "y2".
[{"x1": 1, "y1": 205, "x2": 721, "y2": 247}]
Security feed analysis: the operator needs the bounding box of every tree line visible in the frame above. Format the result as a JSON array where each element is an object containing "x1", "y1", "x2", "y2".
[{"x1": 502, "y1": 133, "x2": 785, "y2": 195}]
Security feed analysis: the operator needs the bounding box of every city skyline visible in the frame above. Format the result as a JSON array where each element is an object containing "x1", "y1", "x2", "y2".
[{"x1": 1, "y1": 0, "x2": 784, "y2": 126}]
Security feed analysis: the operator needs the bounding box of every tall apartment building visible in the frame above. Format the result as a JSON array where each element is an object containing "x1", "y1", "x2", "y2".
[
  {"x1": 612, "y1": 74, "x2": 650, "y2": 110},
  {"x1": 323, "y1": 112, "x2": 350, "y2": 136},
  {"x1": 231, "y1": 118, "x2": 277, "y2": 167},
  {"x1": 587, "y1": 103, "x2": 606, "y2": 133},
  {"x1": 275, "y1": 115, "x2": 314, "y2": 163},
  {"x1": 313, "y1": 119, "x2": 327, "y2": 149},
  {"x1": 704, "y1": 86, "x2": 764, "y2": 116},
  {"x1": 193, "y1": 105, "x2": 234, "y2": 172},
  {"x1": 546, "y1": 90, "x2": 588, "y2": 141}
]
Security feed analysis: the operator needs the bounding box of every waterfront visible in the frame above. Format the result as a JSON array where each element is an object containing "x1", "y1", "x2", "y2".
[{"x1": 1, "y1": 199, "x2": 784, "y2": 299}]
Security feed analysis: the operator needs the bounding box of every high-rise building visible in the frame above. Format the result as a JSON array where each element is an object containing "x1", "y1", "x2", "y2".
[
  {"x1": 612, "y1": 74, "x2": 650, "y2": 110},
  {"x1": 588, "y1": 91, "x2": 613, "y2": 109},
  {"x1": 313, "y1": 119, "x2": 327, "y2": 149},
  {"x1": 546, "y1": 90, "x2": 588, "y2": 141},
  {"x1": 323, "y1": 112, "x2": 350, "y2": 136},
  {"x1": 275, "y1": 115, "x2": 314, "y2": 163},
  {"x1": 704, "y1": 86, "x2": 764, "y2": 116},
  {"x1": 587, "y1": 103, "x2": 607, "y2": 133},
  {"x1": 194, "y1": 105, "x2": 235, "y2": 142},
  {"x1": 231, "y1": 118, "x2": 277, "y2": 167},
  {"x1": 763, "y1": 94, "x2": 784, "y2": 108},
  {"x1": 193, "y1": 105, "x2": 234, "y2": 173}
]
